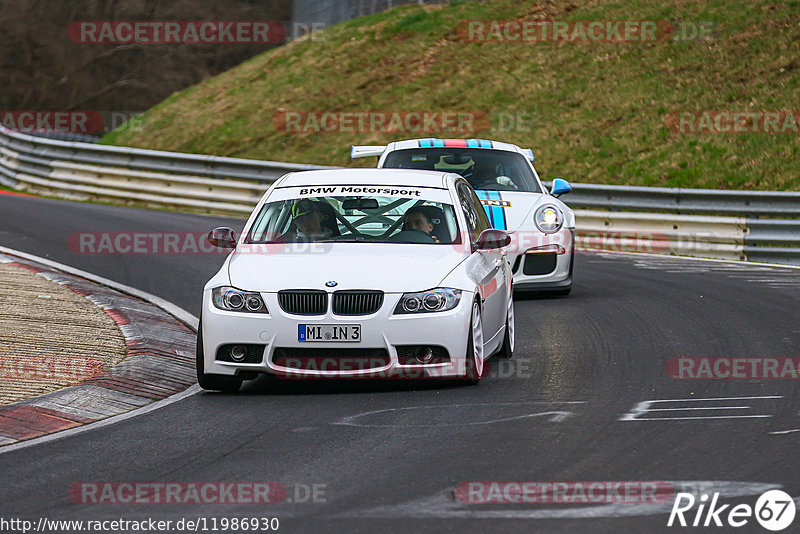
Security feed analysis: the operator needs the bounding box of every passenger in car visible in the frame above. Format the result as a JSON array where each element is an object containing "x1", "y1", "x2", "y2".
[{"x1": 403, "y1": 207, "x2": 440, "y2": 243}]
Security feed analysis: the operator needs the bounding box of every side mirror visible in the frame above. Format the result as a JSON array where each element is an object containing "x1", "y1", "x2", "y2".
[
  {"x1": 551, "y1": 178, "x2": 571, "y2": 198},
  {"x1": 474, "y1": 229, "x2": 511, "y2": 251},
  {"x1": 208, "y1": 227, "x2": 237, "y2": 249}
]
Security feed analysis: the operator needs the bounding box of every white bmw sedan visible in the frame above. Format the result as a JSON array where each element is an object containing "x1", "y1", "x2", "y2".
[{"x1": 197, "y1": 168, "x2": 514, "y2": 392}]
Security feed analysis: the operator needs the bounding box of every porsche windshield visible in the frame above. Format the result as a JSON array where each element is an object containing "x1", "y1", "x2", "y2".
[
  {"x1": 247, "y1": 194, "x2": 462, "y2": 245},
  {"x1": 382, "y1": 148, "x2": 542, "y2": 193}
]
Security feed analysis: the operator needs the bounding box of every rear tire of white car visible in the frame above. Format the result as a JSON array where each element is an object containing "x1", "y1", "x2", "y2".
[
  {"x1": 496, "y1": 295, "x2": 515, "y2": 359},
  {"x1": 196, "y1": 315, "x2": 242, "y2": 393},
  {"x1": 464, "y1": 300, "x2": 485, "y2": 384}
]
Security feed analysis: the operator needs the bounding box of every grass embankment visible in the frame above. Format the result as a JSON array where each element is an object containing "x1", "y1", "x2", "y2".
[{"x1": 103, "y1": 0, "x2": 800, "y2": 190}]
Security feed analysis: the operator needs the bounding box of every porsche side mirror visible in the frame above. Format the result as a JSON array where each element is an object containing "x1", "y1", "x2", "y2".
[
  {"x1": 551, "y1": 178, "x2": 572, "y2": 198},
  {"x1": 474, "y1": 229, "x2": 511, "y2": 251},
  {"x1": 208, "y1": 227, "x2": 237, "y2": 249}
]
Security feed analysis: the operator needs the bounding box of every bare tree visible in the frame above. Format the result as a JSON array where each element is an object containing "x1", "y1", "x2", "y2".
[{"x1": 0, "y1": 0, "x2": 291, "y2": 113}]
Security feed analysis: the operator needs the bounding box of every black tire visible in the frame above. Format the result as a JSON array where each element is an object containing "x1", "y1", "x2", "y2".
[
  {"x1": 196, "y1": 316, "x2": 242, "y2": 393},
  {"x1": 496, "y1": 296, "x2": 514, "y2": 359},
  {"x1": 463, "y1": 301, "x2": 484, "y2": 385},
  {"x1": 558, "y1": 242, "x2": 575, "y2": 296}
]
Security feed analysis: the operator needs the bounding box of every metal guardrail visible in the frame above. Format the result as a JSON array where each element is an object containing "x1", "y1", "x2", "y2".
[
  {"x1": 548, "y1": 183, "x2": 800, "y2": 266},
  {"x1": 553, "y1": 182, "x2": 800, "y2": 217},
  {"x1": 572, "y1": 209, "x2": 749, "y2": 262},
  {"x1": 0, "y1": 126, "x2": 332, "y2": 216},
  {"x1": 1, "y1": 125, "x2": 798, "y2": 265}
]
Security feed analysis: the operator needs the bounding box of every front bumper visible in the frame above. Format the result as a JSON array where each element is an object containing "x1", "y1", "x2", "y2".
[
  {"x1": 200, "y1": 290, "x2": 474, "y2": 379},
  {"x1": 507, "y1": 228, "x2": 574, "y2": 289}
]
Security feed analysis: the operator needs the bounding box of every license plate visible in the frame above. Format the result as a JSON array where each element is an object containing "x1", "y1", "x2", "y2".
[{"x1": 298, "y1": 324, "x2": 361, "y2": 342}]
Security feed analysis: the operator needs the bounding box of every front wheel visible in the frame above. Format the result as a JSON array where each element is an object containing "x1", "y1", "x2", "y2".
[
  {"x1": 463, "y1": 300, "x2": 485, "y2": 384},
  {"x1": 196, "y1": 317, "x2": 242, "y2": 393},
  {"x1": 496, "y1": 295, "x2": 515, "y2": 359}
]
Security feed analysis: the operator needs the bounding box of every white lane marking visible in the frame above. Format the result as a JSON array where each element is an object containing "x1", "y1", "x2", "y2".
[
  {"x1": 0, "y1": 385, "x2": 201, "y2": 455},
  {"x1": 619, "y1": 396, "x2": 782, "y2": 421},
  {"x1": 769, "y1": 429, "x2": 800, "y2": 435},
  {"x1": 731, "y1": 278, "x2": 800, "y2": 286},
  {"x1": 0, "y1": 246, "x2": 201, "y2": 454},
  {"x1": 645, "y1": 406, "x2": 751, "y2": 411},
  {"x1": 627, "y1": 415, "x2": 773, "y2": 421},
  {"x1": 601, "y1": 250, "x2": 800, "y2": 270},
  {"x1": 339, "y1": 481, "x2": 781, "y2": 520},
  {"x1": 334, "y1": 402, "x2": 585, "y2": 428},
  {"x1": 633, "y1": 396, "x2": 782, "y2": 402}
]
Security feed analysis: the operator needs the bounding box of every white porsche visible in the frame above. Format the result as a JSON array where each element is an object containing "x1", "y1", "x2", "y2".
[
  {"x1": 352, "y1": 138, "x2": 575, "y2": 295},
  {"x1": 197, "y1": 168, "x2": 514, "y2": 392}
]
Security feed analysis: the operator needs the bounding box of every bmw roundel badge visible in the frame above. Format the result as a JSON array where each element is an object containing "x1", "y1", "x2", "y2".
[{"x1": 325, "y1": 281, "x2": 338, "y2": 287}]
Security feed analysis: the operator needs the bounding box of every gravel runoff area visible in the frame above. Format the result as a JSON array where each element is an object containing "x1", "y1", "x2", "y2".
[
  {"x1": 0, "y1": 261, "x2": 128, "y2": 405},
  {"x1": 0, "y1": 251, "x2": 197, "y2": 446}
]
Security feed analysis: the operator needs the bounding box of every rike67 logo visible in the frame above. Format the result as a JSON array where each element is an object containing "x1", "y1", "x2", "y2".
[{"x1": 668, "y1": 489, "x2": 796, "y2": 531}]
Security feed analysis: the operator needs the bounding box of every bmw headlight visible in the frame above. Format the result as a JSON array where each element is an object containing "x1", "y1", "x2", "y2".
[
  {"x1": 534, "y1": 205, "x2": 563, "y2": 234},
  {"x1": 212, "y1": 287, "x2": 268, "y2": 313},
  {"x1": 394, "y1": 288, "x2": 461, "y2": 314}
]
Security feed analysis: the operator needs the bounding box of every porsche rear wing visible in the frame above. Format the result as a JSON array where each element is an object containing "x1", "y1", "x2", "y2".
[
  {"x1": 351, "y1": 143, "x2": 535, "y2": 162},
  {"x1": 351, "y1": 145, "x2": 387, "y2": 159}
]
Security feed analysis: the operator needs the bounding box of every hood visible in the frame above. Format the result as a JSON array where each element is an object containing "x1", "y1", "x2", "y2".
[{"x1": 227, "y1": 243, "x2": 467, "y2": 293}]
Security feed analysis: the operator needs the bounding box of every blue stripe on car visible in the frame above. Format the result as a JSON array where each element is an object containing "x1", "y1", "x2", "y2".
[
  {"x1": 475, "y1": 190, "x2": 495, "y2": 226},
  {"x1": 488, "y1": 190, "x2": 507, "y2": 230}
]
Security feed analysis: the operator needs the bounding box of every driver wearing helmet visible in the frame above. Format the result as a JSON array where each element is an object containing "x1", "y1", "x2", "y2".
[{"x1": 282, "y1": 199, "x2": 334, "y2": 242}]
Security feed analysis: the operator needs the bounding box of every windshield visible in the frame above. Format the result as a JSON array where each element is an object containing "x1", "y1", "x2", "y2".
[
  {"x1": 246, "y1": 193, "x2": 462, "y2": 245},
  {"x1": 382, "y1": 148, "x2": 542, "y2": 193}
]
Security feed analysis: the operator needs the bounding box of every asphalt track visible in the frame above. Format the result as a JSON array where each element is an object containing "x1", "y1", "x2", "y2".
[{"x1": 1, "y1": 193, "x2": 799, "y2": 533}]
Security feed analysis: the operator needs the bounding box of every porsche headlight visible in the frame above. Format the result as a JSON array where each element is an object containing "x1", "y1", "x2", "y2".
[
  {"x1": 394, "y1": 288, "x2": 462, "y2": 314},
  {"x1": 534, "y1": 205, "x2": 563, "y2": 234},
  {"x1": 212, "y1": 287, "x2": 268, "y2": 313}
]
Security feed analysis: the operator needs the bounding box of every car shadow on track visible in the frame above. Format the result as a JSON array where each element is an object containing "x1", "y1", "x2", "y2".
[{"x1": 207, "y1": 375, "x2": 476, "y2": 396}]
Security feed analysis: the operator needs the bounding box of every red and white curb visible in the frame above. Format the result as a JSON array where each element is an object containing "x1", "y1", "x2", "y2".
[{"x1": 0, "y1": 247, "x2": 199, "y2": 449}]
